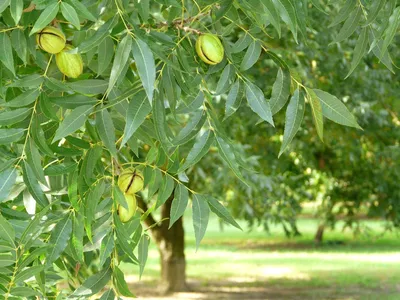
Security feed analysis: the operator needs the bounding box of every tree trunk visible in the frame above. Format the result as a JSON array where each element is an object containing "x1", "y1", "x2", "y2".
[
  {"x1": 137, "y1": 194, "x2": 189, "y2": 294},
  {"x1": 314, "y1": 224, "x2": 325, "y2": 244},
  {"x1": 157, "y1": 197, "x2": 188, "y2": 293}
]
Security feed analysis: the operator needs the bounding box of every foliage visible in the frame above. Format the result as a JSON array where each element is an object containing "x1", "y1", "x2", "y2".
[
  {"x1": 0, "y1": 0, "x2": 398, "y2": 298},
  {"x1": 187, "y1": 1, "x2": 400, "y2": 234}
]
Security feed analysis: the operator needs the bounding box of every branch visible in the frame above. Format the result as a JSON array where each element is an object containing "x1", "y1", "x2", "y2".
[
  {"x1": 143, "y1": 10, "x2": 212, "y2": 35},
  {"x1": 23, "y1": 2, "x2": 35, "y2": 13}
]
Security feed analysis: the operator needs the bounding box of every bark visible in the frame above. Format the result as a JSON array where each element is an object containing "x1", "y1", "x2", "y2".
[
  {"x1": 137, "y1": 194, "x2": 189, "y2": 294},
  {"x1": 314, "y1": 224, "x2": 325, "y2": 244}
]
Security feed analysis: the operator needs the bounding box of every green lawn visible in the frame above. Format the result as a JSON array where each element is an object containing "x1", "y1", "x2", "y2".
[{"x1": 121, "y1": 213, "x2": 400, "y2": 299}]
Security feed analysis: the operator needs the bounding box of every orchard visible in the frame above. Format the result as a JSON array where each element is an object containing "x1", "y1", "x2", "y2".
[{"x1": 0, "y1": 0, "x2": 399, "y2": 299}]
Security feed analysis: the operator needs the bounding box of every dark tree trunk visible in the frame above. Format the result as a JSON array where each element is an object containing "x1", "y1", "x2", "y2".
[
  {"x1": 137, "y1": 195, "x2": 189, "y2": 294},
  {"x1": 314, "y1": 224, "x2": 325, "y2": 244}
]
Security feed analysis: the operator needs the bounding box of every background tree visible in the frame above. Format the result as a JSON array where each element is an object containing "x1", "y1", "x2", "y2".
[{"x1": 0, "y1": 0, "x2": 399, "y2": 298}]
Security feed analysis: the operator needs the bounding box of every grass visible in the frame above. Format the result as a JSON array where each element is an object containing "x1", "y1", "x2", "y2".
[{"x1": 121, "y1": 212, "x2": 400, "y2": 299}]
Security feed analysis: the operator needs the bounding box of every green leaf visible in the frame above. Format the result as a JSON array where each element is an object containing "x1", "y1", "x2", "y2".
[
  {"x1": 68, "y1": 80, "x2": 108, "y2": 95},
  {"x1": 381, "y1": 7, "x2": 400, "y2": 58},
  {"x1": 279, "y1": 89, "x2": 305, "y2": 156},
  {"x1": 10, "y1": 0, "x2": 23, "y2": 25},
  {"x1": 364, "y1": 0, "x2": 386, "y2": 26},
  {"x1": 138, "y1": 235, "x2": 149, "y2": 279},
  {"x1": 70, "y1": 268, "x2": 112, "y2": 298},
  {"x1": 0, "y1": 215, "x2": 15, "y2": 247},
  {"x1": 245, "y1": 81, "x2": 274, "y2": 126},
  {"x1": 10, "y1": 74, "x2": 44, "y2": 88},
  {"x1": 270, "y1": 68, "x2": 291, "y2": 115},
  {"x1": 161, "y1": 65, "x2": 178, "y2": 114},
  {"x1": 19, "y1": 200, "x2": 54, "y2": 247},
  {"x1": 10, "y1": 286, "x2": 40, "y2": 297},
  {"x1": 46, "y1": 214, "x2": 72, "y2": 266},
  {"x1": 329, "y1": 0, "x2": 357, "y2": 28},
  {"x1": 314, "y1": 89, "x2": 361, "y2": 129},
  {"x1": 240, "y1": 41, "x2": 262, "y2": 71},
  {"x1": 26, "y1": 138, "x2": 47, "y2": 186},
  {"x1": 113, "y1": 266, "x2": 135, "y2": 297},
  {"x1": 49, "y1": 94, "x2": 98, "y2": 109},
  {"x1": 77, "y1": 16, "x2": 117, "y2": 53},
  {"x1": 0, "y1": 252, "x2": 15, "y2": 267},
  {"x1": 22, "y1": 161, "x2": 49, "y2": 207},
  {"x1": 114, "y1": 185, "x2": 128, "y2": 210},
  {"x1": 67, "y1": 168, "x2": 79, "y2": 209},
  {"x1": 131, "y1": 38, "x2": 156, "y2": 103},
  {"x1": 99, "y1": 289, "x2": 115, "y2": 300},
  {"x1": 225, "y1": 79, "x2": 242, "y2": 119},
  {"x1": 147, "y1": 169, "x2": 162, "y2": 199},
  {"x1": 67, "y1": 0, "x2": 96, "y2": 22},
  {"x1": 0, "y1": 242, "x2": 13, "y2": 253},
  {"x1": 207, "y1": 196, "x2": 242, "y2": 230},
  {"x1": 0, "y1": 128, "x2": 24, "y2": 145},
  {"x1": 11, "y1": 28, "x2": 27, "y2": 64},
  {"x1": 0, "y1": 168, "x2": 17, "y2": 203},
  {"x1": 172, "y1": 110, "x2": 206, "y2": 146},
  {"x1": 81, "y1": 145, "x2": 102, "y2": 186},
  {"x1": 0, "y1": 160, "x2": 14, "y2": 173},
  {"x1": 369, "y1": 35, "x2": 394, "y2": 73},
  {"x1": 215, "y1": 136, "x2": 248, "y2": 184},
  {"x1": 273, "y1": 0, "x2": 298, "y2": 43},
  {"x1": 332, "y1": 6, "x2": 362, "y2": 43},
  {"x1": 85, "y1": 180, "x2": 106, "y2": 241},
  {"x1": 192, "y1": 194, "x2": 210, "y2": 250},
  {"x1": 0, "y1": 108, "x2": 31, "y2": 126},
  {"x1": 178, "y1": 130, "x2": 214, "y2": 172},
  {"x1": 96, "y1": 107, "x2": 117, "y2": 157},
  {"x1": 14, "y1": 265, "x2": 45, "y2": 284},
  {"x1": 71, "y1": 213, "x2": 84, "y2": 263},
  {"x1": 345, "y1": 27, "x2": 368, "y2": 79},
  {"x1": 137, "y1": 0, "x2": 150, "y2": 21},
  {"x1": 310, "y1": 0, "x2": 328, "y2": 14},
  {"x1": 17, "y1": 247, "x2": 49, "y2": 270},
  {"x1": 45, "y1": 162, "x2": 77, "y2": 176},
  {"x1": 0, "y1": 0, "x2": 10, "y2": 14},
  {"x1": 2, "y1": 89, "x2": 40, "y2": 107},
  {"x1": 215, "y1": 64, "x2": 233, "y2": 95},
  {"x1": 30, "y1": 3, "x2": 60, "y2": 35},
  {"x1": 176, "y1": 90, "x2": 204, "y2": 114},
  {"x1": 261, "y1": 0, "x2": 281, "y2": 36},
  {"x1": 293, "y1": 0, "x2": 307, "y2": 39},
  {"x1": 52, "y1": 105, "x2": 93, "y2": 143},
  {"x1": 61, "y1": 2, "x2": 80, "y2": 29},
  {"x1": 108, "y1": 34, "x2": 132, "y2": 93},
  {"x1": 31, "y1": 117, "x2": 55, "y2": 157},
  {"x1": 98, "y1": 37, "x2": 114, "y2": 75},
  {"x1": 153, "y1": 95, "x2": 172, "y2": 151},
  {"x1": 114, "y1": 215, "x2": 138, "y2": 263},
  {"x1": 306, "y1": 88, "x2": 324, "y2": 141},
  {"x1": 99, "y1": 231, "x2": 114, "y2": 268},
  {"x1": 169, "y1": 184, "x2": 189, "y2": 228},
  {"x1": 121, "y1": 91, "x2": 151, "y2": 147},
  {"x1": 0, "y1": 32, "x2": 15, "y2": 75},
  {"x1": 231, "y1": 33, "x2": 252, "y2": 53},
  {"x1": 45, "y1": 77, "x2": 70, "y2": 92},
  {"x1": 156, "y1": 176, "x2": 175, "y2": 208}
]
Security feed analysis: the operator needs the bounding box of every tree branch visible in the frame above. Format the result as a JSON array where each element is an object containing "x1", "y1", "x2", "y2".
[
  {"x1": 23, "y1": 2, "x2": 35, "y2": 13},
  {"x1": 141, "y1": 10, "x2": 213, "y2": 35}
]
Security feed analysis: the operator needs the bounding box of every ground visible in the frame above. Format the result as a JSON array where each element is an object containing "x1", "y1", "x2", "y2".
[{"x1": 120, "y1": 214, "x2": 400, "y2": 300}]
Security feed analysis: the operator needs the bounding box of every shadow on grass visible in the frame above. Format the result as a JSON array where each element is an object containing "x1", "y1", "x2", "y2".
[
  {"x1": 128, "y1": 276, "x2": 400, "y2": 300},
  {"x1": 197, "y1": 238, "x2": 400, "y2": 254}
]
